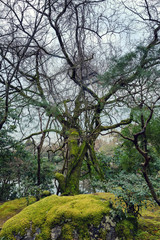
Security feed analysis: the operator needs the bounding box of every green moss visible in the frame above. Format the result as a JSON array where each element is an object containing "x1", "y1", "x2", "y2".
[
  {"x1": 55, "y1": 173, "x2": 65, "y2": 194},
  {"x1": 135, "y1": 203, "x2": 160, "y2": 240},
  {"x1": 54, "y1": 173, "x2": 65, "y2": 182},
  {"x1": 69, "y1": 129, "x2": 79, "y2": 137},
  {"x1": 69, "y1": 141, "x2": 79, "y2": 156},
  {"x1": 64, "y1": 179, "x2": 79, "y2": 196},
  {"x1": 64, "y1": 141, "x2": 87, "y2": 195},
  {"x1": 40, "y1": 190, "x2": 51, "y2": 198},
  {"x1": 0, "y1": 193, "x2": 112, "y2": 240},
  {"x1": 0, "y1": 197, "x2": 36, "y2": 229},
  {"x1": 68, "y1": 129, "x2": 79, "y2": 156},
  {"x1": 61, "y1": 224, "x2": 73, "y2": 240},
  {"x1": 69, "y1": 140, "x2": 79, "y2": 156},
  {"x1": 136, "y1": 217, "x2": 160, "y2": 240},
  {"x1": 2, "y1": 193, "x2": 159, "y2": 240},
  {"x1": 116, "y1": 218, "x2": 135, "y2": 240}
]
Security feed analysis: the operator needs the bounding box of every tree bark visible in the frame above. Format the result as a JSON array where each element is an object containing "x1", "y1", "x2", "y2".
[
  {"x1": 37, "y1": 146, "x2": 41, "y2": 186},
  {"x1": 142, "y1": 169, "x2": 160, "y2": 206}
]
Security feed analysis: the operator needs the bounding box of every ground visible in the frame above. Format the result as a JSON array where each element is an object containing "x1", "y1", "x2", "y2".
[
  {"x1": 136, "y1": 203, "x2": 160, "y2": 240},
  {"x1": 0, "y1": 197, "x2": 36, "y2": 230}
]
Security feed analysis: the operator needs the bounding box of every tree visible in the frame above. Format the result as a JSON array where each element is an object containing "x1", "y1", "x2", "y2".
[
  {"x1": 0, "y1": 0, "x2": 160, "y2": 196},
  {"x1": 23, "y1": 111, "x2": 53, "y2": 186},
  {"x1": 111, "y1": 108, "x2": 160, "y2": 206},
  {"x1": 100, "y1": 0, "x2": 160, "y2": 204},
  {"x1": 0, "y1": 127, "x2": 31, "y2": 200},
  {"x1": 0, "y1": 0, "x2": 48, "y2": 129},
  {"x1": 105, "y1": 51, "x2": 160, "y2": 205}
]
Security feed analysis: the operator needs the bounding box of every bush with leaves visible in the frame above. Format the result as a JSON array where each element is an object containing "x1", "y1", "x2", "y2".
[
  {"x1": 90, "y1": 150, "x2": 159, "y2": 217},
  {"x1": 0, "y1": 126, "x2": 55, "y2": 200},
  {"x1": 19, "y1": 156, "x2": 55, "y2": 199},
  {"x1": 0, "y1": 127, "x2": 29, "y2": 201}
]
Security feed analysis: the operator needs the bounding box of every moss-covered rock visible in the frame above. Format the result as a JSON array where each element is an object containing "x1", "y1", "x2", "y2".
[
  {"x1": 0, "y1": 193, "x2": 137, "y2": 240},
  {"x1": 116, "y1": 218, "x2": 136, "y2": 240},
  {"x1": 40, "y1": 190, "x2": 51, "y2": 198},
  {"x1": 54, "y1": 173, "x2": 66, "y2": 194}
]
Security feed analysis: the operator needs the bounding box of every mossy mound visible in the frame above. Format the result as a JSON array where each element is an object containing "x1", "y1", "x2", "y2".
[
  {"x1": 0, "y1": 193, "x2": 135, "y2": 240},
  {"x1": 0, "y1": 197, "x2": 36, "y2": 229}
]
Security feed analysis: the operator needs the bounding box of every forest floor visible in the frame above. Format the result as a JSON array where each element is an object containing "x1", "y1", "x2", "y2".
[{"x1": 136, "y1": 203, "x2": 160, "y2": 240}]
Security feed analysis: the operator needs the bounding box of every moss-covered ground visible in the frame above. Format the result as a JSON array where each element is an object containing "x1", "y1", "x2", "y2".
[
  {"x1": 0, "y1": 197, "x2": 36, "y2": 229},
  {"x1": 136, "y1": 203, "x2": 160, "y2": 240},
  {"x1": 0, "y1": 193, "x2": 159, "y2": 239}
]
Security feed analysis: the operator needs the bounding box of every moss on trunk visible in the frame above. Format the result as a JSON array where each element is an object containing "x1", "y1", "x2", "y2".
[{"x1": 56, "y1": 129, "x2": 87, "y2": 195}]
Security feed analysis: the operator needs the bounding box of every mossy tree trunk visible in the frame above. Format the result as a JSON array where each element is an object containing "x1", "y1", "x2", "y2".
[
  {"x1": 55, "y1": 128, "x2": 87, "y2": 195},
  {"x1": 54, "y1": 94, "x2": 129, "y2": 196},
  {"x1": 65, "y1": 129, "x2": 87, "y2": 195},
  {"x1": 55, "y1": 126, "x2": 105, "y2": 195}
]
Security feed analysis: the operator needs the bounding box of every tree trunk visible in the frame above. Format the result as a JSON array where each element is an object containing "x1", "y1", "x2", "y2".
[
  {"x1": 56, "y1": 128, "x2": 87, "y2": 195},
  {"x1": 142, "y1": 169, "x2": 160, "y2": 206},
  {"x1": 37, "y1": 146, "x2": 41, "y2": 186}
]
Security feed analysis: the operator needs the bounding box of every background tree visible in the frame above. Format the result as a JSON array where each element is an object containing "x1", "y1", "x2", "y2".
[
  {"x1": 104, "y1": 50, "x2": 160, "y2": 205},
  {"x1": 0, "y1": 127, "x2": 31, "y2": 201},
  {"x1": 100, "y1": 0, "x2": 160, "y2": 204},
  {"x1": 23, "y1": 112, "x2": 52, "y2": 187}
]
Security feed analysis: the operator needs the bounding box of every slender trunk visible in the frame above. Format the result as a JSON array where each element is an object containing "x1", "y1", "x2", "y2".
[
  {"x1": 36, "y1": 117, "x2": 51, "y2": 186},
  {"x1": 142, "y1": 169, "x2": 160, "y2": 206},
  {"x1": 134, "y1": 110, "x2": 160, "y2": 205},
  {"x1": 37, "y1": 146, "x2": 41, "y2": 186},
  {"x1": 0, "y1": 82, "x2": 9, "y2": 130}
]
